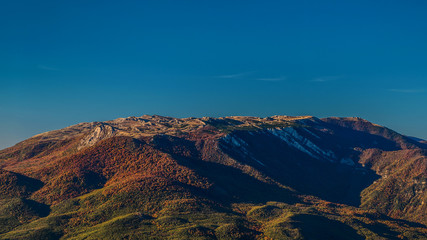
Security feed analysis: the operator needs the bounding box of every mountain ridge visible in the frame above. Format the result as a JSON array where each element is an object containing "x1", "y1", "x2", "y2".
[{"x1": 0, "y1": 115, "x2": 426, "y2": 239}]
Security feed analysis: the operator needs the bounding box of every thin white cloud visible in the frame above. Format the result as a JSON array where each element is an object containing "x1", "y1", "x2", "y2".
[
  {"x1": 388, "y1": 89, "x2": 425, "y2": 93},
  {"x1": 37, "y1": 65, "x2": 60, "y2": 71},
  {"x1": 216, "y1": 72, "x2": 253, "y2": 79},
  {"x1": 256, "y1": 77, "x2": 286, "y2": 82},
  {"x1": 311, "y1": 76, "x2": 342, "y2": 82}
]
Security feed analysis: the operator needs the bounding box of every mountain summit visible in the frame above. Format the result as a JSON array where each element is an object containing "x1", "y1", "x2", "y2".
[{"x1": 0, "y1": 115, "x2": 426, "y2": 239}]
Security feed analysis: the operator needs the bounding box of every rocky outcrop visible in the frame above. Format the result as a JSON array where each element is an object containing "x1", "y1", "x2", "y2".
[{"x1": 78, "y1": 123, "x2": 115, "y2": 150}]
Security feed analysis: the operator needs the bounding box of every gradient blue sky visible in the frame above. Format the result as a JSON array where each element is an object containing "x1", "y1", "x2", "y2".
[{"x1": 1, "y1": 0, "x2": 427, "y2": 149}]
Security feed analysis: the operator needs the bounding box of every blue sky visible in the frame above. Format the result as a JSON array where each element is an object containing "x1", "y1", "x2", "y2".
[{"x1": 1, "y1": 0, "x2": 427, "y2": 149}]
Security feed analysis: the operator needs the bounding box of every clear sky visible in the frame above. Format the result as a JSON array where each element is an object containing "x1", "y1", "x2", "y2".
[{"x1": 1, "y1": 0, "x2": 427, "y2": 149}]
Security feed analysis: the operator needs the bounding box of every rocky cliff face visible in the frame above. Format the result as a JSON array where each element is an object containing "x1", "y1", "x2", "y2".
[{"x1": 0, "y1": 115, "x2": 426, "y2": 239}]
